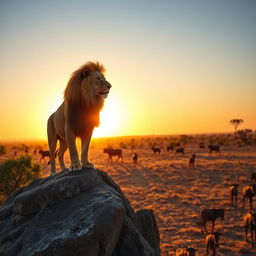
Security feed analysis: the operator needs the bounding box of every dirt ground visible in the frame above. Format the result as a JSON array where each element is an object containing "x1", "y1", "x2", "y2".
[{"x1": 1, "y1": 135, "x2": 256, "y2": 256}]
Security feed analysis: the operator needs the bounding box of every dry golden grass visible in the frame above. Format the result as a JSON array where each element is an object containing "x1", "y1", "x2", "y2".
[{"x1": 1, "y1": 134, "x2": 256, "y2": 255}]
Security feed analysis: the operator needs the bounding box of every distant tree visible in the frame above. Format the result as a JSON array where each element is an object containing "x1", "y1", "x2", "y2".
[
  {"x1": 0, "y1": 155, "x2": 41, "y2": 200},
  {"x1": 230, "y1": 119, "x2": 244, "y2": 136},
  {"x1": 0, "y1": 145, "x2": 6, "y2": 156},
  {"x1": 237, "y1": 129, "x2": 253, "y2": 143}
]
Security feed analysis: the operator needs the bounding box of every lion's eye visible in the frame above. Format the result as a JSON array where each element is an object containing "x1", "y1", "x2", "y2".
[{"x1": 97, "y1": 77, "x2": 103, "y2": 81}]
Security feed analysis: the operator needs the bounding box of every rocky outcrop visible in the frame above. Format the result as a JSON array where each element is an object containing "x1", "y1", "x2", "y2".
[{"x1": 0, "y1": 168, "x2": 160, "y2": 256}]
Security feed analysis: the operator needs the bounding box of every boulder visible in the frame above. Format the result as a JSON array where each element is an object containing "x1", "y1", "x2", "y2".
[{"x1": 0, "y1": 168, "x2": 160, "y2": 256}]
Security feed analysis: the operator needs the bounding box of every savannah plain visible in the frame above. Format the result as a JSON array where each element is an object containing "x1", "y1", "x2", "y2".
[{"x1": 1, "y1": 133, "x2": 256, "y2": 256}]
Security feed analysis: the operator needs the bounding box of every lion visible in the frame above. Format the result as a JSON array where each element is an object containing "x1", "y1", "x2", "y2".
[{"x1": 47, "y1": 61, "x2": 112, "y2": 175}]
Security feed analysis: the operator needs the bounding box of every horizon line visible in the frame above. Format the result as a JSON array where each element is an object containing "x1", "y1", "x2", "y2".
[{"x1": 0, "y1": 131, "x2": 246, "y2": 143}]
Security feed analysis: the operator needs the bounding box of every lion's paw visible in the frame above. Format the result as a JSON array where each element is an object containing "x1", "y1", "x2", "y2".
[
  {"x1": 70, "y1": 162, "x2": 82, "y2": 171},
  {"x1": 82, "y1": 162, "x2": 94, "y2": 169}
]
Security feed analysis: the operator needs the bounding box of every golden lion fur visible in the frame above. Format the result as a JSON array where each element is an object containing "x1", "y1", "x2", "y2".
[{"x1": 47, "y1": 61, "x2": 111, "y2": 174}]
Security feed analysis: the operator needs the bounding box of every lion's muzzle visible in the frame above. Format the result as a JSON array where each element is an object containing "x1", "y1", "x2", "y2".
[{"x1": 98, "y1": 82, "x2": 111, "y2": 99}]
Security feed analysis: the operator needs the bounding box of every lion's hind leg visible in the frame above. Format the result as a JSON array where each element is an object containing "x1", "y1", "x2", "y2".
[
  {"x1": 58, "y1": 138, "x2": 69, "y2": 172},
  {"x1": 47, "y1": 113, "x2": 58, "y2": 175}
]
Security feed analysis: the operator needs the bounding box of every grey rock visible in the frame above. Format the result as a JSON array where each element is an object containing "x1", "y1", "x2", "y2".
[
  {"x1": 136, "y1": 209, "x2": 160, "y2": 256},
  {"x1": 0, "y1": 168, "x2": 160, "y2": 256}
]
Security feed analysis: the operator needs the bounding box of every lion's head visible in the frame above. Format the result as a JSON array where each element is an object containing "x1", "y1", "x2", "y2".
[
  {"x1": 63, "y1": 61, "x2": 111, "y2": 136},
  {"x1": 64, "y1": 61, "x2": 111, "y2": 107}
]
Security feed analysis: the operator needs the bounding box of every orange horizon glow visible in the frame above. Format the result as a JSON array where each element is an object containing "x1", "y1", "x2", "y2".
[{"x1": 0, "y1": 1, "x2": 255, "y2": 141}]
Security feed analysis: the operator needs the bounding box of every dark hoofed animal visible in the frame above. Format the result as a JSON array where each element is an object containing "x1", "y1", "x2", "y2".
[
  {"x1": 175, "y1": 147, "x2": 184, "y2": 155},
  {"x1": 242, "y1": 184, "x2": 256, "y2": 210},
  {"x1": 39, "y1": 149, "x2": 59, "y2": 165},
  {"x1": 251, "y1": 172, "x2": 256, "y2": 183},
  {"x1": 39, "y1": 150, "x2": 50, "y2": 161},
  {"x1": 206, "y1": 232, "x2": 222, "y2": 256},
  {"x1": 103, "y1": 148, "x2": 123, "y2": 162},
  {"x1": 208, "y1": 145, "x2": 220, "y2": 155},
  {"x1": 200, "y1": 208, "x2": 225, "y2": 234},
  {"x1": 243, "y1": 212, "x2": 256, "y2": 247},
  {"x1": 39, "y1": 150, "x2": 58, "y2": 161},
  {"x1": 230, "y1": 183, "x2": 239, "y2": 207},
  {"x1": 188, "y1": 154, "x2": 196, "y2": 168},
  {"x1": 199, "y1": 142, "x2": 205, "y2": 149},
  {"x1": 175, "y1": 246, "x2": 197, "y2": 256},
  {"x1": 152, "y1": 147, "x2": 161, "y2": 154},
  {"x1": 166, "y1": 145, "x2": 174, "y2": 152},
  {"x1": 132, "y1": 153, "x2": 138, "y2": 164}
]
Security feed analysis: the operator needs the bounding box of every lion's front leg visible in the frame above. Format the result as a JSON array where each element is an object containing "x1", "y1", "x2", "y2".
[
  {"x1": 65, "y1": 127, "x2": 81, "y2": 171},
  {"x1": 81, "y1": 129, "x2": 94, "y2": 169}
]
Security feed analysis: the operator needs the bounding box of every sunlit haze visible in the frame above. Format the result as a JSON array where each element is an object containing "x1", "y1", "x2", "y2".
[{"x1": 0, "y1": 0, "x2": 255, "y2": 140}]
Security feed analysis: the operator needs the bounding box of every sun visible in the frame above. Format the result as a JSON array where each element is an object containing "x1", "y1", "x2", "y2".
[{"x1": 93, "y1": 98, "x2": 123, "y2": 138}]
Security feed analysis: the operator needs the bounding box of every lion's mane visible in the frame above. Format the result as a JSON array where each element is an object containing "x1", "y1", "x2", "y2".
[{"x1": 64, "y1": 61, "x2": 106, "y2": 137}]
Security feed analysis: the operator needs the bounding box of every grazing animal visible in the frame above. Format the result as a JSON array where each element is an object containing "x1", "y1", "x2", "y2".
[
  {"x1": 206, "y1": 232, "x2": 222, "y2": 256},
  {"x1": 175, "y1": 147, "x2": 184, "y2": 154},
  {"x1": 152, "y1": 147, "x2": 161, "y2": 154},
  {"x1": 251, "y1": 172, "x2": 256, "y2": 183},
  {"x1": 208, "y1": 145, "x2": 220, "y2": 155},
  {"x1": 199, "y1": 142, "x2": 205, "y2": 149},
  {"x1": 166, "y1": 145, "x2": 174, "y2": 152},
  {"x1": 242, "y1": 184, "x2": 256, "y2": 210},
  {"x1": 132, "y1": 153, "x2": 138, "y2": 164},
  {"x1": 39, "y1": 149, "x2": 59, "y2": 164},
  {"x1": 39, "y1": 150, "x2": 51, "y2": 161},
  {"x1": 103, "y1": 148, "x2": 123, "y2": 162},
  {"x1": 47, "y1": 62, "x2": 111, "y2": 175},
  {"x1": 243, "y1": 212, "x2": 256, "y2": 247},
  {"x1": 200, "y1": 208, "x2": 225, "y2": 234},
  {"x1": 175, "y1": 246, "x2": 197, "y2": 256},
  {"x1": 188, "y1": 154, "x2": 196, "y2": 168},
  {"x1": 230, "y1": 183, "x2": 239, "y2": 207}
]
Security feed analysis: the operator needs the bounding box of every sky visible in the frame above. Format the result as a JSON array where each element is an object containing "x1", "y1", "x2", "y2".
[{"x1": 0, "y1": 0, "x2": 255, "y2": 140}]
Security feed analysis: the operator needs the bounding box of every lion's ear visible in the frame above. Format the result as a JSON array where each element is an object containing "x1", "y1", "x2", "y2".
[{"x1": 82, "y1": 68, "x2": 89, "y2": 78}]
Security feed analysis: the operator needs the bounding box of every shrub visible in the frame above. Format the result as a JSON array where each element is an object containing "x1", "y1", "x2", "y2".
[
  {"x1": 0, "y1": 145, "x2": 6, "y2": 156},
  {"x1": 0, "y1": 155, "x2": 41, "y2": 199}
]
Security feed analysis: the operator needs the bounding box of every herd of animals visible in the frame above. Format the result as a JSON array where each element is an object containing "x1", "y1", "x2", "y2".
[
  {"x1": 175, "y1": 178, "x2": 256, "y2": 256},
  {"x1": 23, "y1": 143, "x2": 256, "y2": 255}
]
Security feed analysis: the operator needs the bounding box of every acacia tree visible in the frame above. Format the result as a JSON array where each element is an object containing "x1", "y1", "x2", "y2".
[{"x1": 230, "y1": 119, "x2": 244, "y2": 136}]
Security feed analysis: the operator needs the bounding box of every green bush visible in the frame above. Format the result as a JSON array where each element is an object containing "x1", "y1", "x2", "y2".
[
  {"x1": 0, "y1": 145, "x2": 6, "y2": 156},
  {"x1": 0, "y1": 155, "x2": 41, "y2": 199}
]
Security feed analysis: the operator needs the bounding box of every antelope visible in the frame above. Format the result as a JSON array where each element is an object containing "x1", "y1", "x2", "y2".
[
  {"x1": 188, "y1": 154, "x2": 196, "y2": 168},
  {"x1": 206, "y1": 232, "x2": 222, "y2": 256},
  {"x1": 132, "y1": 152, "x2": 138, "y2": 164},
  {"x1": 242, "y1": 184, "x2": 256, "y2": 210},
  {"x1": 176, "y1": 246, "x2": 197, "y2": 256},
  {"x1": 243, "y1": 212, "x2": 256, "y2": 247},
  {"x1": 230, "y1": 183, "x2": 239, "y2": 207},
  {"x1": 251, "y1": 172, "x2": 256, "y2": 183}
]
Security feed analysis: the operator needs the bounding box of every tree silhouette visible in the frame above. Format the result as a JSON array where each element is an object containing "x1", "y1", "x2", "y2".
[{"x1": 230, "y1": 119, "x2": 244, "y2": 136}]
